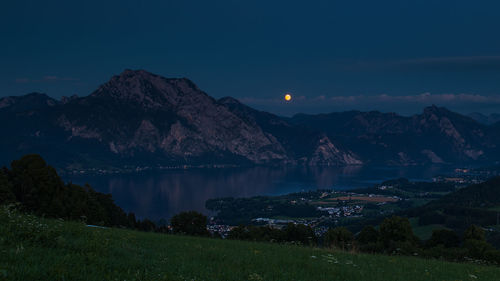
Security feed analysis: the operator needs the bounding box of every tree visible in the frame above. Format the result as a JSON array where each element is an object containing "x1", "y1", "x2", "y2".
[
  {"x1": 462, "y1": 225, "x2": 493, "y2": 258},
  {"x1": 127, "y1": 213, "x2": 137, "y2": 228},
  {"x1": 379, "y1": 216, "x2": 418, "y2": 254},
  {"x1": 5, "y1": 154, "x2": 130, "y2": 228},
  {"x1": 137, "y1": 218, "x2": 156, "y2": 232},
  {"x1": 0, "y1": 168, "x2": 15, "y2": 204},
  {"x1": 283, "y1": 223, "x2": 315, "y2": 245},
  {"x1": 170, "y1": 211, "x2": 209, "y2": 236},
  {"x1": 9, "y1": 154, "x2": 66, "y2": 216},
  {"x1": 380, "y1": 216, "x2": 415, "y2": 244},
  {"x1": 426, "y1": 229, "x2": 460, "y2": 248},
  {"x1": 463, "y1": 238, "x2": 494, "y2": 258},
  {"x1": 324, "y1": 227, "x2": 354, "y2": 250},
  {"x1": 463, "y1": 225, "x2": 485, "y2": 241},
  {"x1": 356, "y1": 225, "x2": 382, "y2": 253},
  {"x1": 356, "y1": 226, "x2": 379, "y2": 245},
  {"x1": 228, "y1": 225, "x2": 248, "y2": 240}
]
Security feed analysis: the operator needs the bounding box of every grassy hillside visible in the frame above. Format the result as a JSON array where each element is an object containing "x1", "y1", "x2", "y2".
[{"x1": 1, "y1": 206, "x2": 499, "y2": 281}]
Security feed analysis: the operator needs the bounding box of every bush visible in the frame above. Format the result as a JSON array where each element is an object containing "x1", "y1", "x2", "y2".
[
  {"x1": 356, "y1": 225, "x2": 379, "y2": 244},
  {"x1": 356, "y1": 225, "x2": 382, "y2": 253},
  {"x1": 0, "y1": 169, "x2": 15, "y2": 204},
  {"x1": 379, "y1": 216, "x2": 418, "y2": 254},
  {"x1": 0, "y1": 204, "x2": 64, "y2": 247},
  {"x1": 136, "y1": 218, "x2": 157, "y2": 232},
  {"x1": 463, "y1": 239, "x2": 494, "y2": 258},
  {"x1": 426, "y1": 229, "x2": 460, "y2": 248},
  {"x1": 463, "y1": 225, "x2": 485, "y2": 241},
  {"x1": 324, "y1": 227, "x2": 354, "y2": 250},
  {"x1": 380, "y1": 216, "x2": 415, "y2": 244},
  {"x1": 484, "y1": 250, "x2": 500, "y2": 264},
  {"x1": 422, "y1": 245, "x2": 468, "y2": 262},
  {"x1": 283, "y1": 223, "x2": 315, "y2": 245},
  {"x1": 170, "y1": 211, "x2": 209, "y2": 236},
  {"x1": 228, "y1": 225, "x2": 284, "y2": 242}
]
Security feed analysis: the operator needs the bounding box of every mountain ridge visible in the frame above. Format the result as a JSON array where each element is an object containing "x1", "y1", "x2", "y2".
[
  {"x1": 0, "y1": 70, "x2": 361, "y2": 170},
  {"x1": 1, "y1": 69, "x2": 499, "y2": 171}
]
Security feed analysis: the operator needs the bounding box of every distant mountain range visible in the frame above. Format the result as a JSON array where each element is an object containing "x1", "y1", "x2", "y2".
[
  {"x1": 1, "y1": 69, "x2": 499, "y2": 171},
  {"x1": 468, "y1": 112, "x2": 500, "y2": 125}
]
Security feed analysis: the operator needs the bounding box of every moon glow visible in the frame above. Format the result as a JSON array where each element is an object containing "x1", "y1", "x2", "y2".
[{"x1": 284, "y1": 94, "x2": 292, "y2": 101}]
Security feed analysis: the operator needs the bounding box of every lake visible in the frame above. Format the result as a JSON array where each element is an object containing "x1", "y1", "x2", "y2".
[{"x1": 67, "y1": 165, "x2": 454, "y2": 221}]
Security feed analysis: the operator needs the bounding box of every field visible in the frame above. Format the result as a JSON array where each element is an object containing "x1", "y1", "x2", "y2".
[
  {"x1": 409, "y1": 218, "x2": 450, "y2": 240},
  {"x1": 1, "y1": 207, "x2": 500, "y2": 281},
  {"x1": 313, "y1": 195, "x2": 399, "y2": 205}
]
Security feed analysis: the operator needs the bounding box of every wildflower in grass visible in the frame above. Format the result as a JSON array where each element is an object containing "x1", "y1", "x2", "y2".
[
  {"x1": 321, "y1": 254, "x2": 339, "y2": 264},
  {"x1": 248, "y1": 273, "x2": 263, "y2": 281}
]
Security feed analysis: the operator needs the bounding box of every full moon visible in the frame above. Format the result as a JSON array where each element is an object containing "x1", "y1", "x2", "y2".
[{"x1": 284, "y1": 94, "x2": 292, "y2": 101}]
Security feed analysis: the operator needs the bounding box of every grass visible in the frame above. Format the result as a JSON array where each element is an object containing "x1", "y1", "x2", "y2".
[
  {"x1": 413, "y1": 224, "x2": 450, "y2": 240},
  {"x1": 1, "y1": 207, "x2": 500, "y2": 281},
  {"x1": 409, "y1": 217, "x2": 450, "y2": 240},
  {"x1": 487, "y1": 206, "x2": 500, "y2": 212}
]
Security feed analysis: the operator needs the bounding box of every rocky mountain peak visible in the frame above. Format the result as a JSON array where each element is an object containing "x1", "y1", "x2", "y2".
[
  {"x1": 0, "y1": 92, "x2": 57, "y2": 111},
  {"x1": 422, "y1": 105, "x2": 452, "y2": 117},
  {"x1": 90, "y1": 69, "x2": 203, "y2": 109},
  {"x1": 218, "y1": 96, "x2": 241, "y2": 105},
  {"x1": 3, "y1": 70, "x2": 497, "y2": 169},
  {"x1": 60, "y1": 94, "x2": 79, "y2": 104}
]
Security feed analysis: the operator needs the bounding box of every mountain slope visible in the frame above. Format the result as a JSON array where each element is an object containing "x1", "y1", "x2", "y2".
[
  {"x1": 469, "y1": 112, "x2": 500, "y2": 125},
  {"x1": 289, "y1": 106, "x2": 495, "y2": 165},
  {"x1": 1, "y1": 69, "x2": 499, "y2": 170},
  {"x1": 54, "y1": 70, "x2": 290, "y2": 165},
  {"x1": 0, "y1": 70, "x2": 360, "y2": 170},
  {"x1": 218, "y1": 97, "x2": 362, "y2": 165}
]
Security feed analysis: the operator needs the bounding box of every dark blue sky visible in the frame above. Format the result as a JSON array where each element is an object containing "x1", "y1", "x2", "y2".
[{"x1": 2, "y1": 0, "x2": 500, "y2": 116}]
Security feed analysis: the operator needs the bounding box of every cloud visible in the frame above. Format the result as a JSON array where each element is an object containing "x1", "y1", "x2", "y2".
[
  {"x1": 15, "y1": 76, "x2": 80, "y2": 83},
  {"x1": 239, "y1": 93, "x2": 500, "y2": 116},
  {"x1": 241, "y1": 93, "x2": 500, "y2": 105},
  {"x1": 398, "y1": 56, "x2": 500, "y2": 64},
  {"x1": 15, "y1": 78, "x2": 30, "y2": 83},
  {"x1": 326, "y1": 93, "x2": 500, "y2": 105},
  {"x1": 395, "y1": 56, "x2": 500, "y2": 72},
  {"x1": 343, "y1": 56, "x2": 500, "y2": 73}
]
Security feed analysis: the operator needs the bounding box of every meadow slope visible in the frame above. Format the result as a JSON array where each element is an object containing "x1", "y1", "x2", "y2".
[{"x1": 1, "y1": 208, "x2": 499, "y2": 281}]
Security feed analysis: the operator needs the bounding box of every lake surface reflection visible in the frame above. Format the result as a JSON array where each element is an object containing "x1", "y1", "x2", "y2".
[{"x1": 67, "y1": 165, "x2": 453, "y2": 220}]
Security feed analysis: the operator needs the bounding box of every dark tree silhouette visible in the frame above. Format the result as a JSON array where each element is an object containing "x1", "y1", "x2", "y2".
[
  {"x1": 426, "y1": 229, "x2": 460, "y2": 248},
  {"x1": 0, "y1": 168, "x2": 15, "y2": 203},
  {"x1": 170, "y1": 211, "x2": 209, "y2": 236},
  {"x1": 324, "y1": 227, "x2": 353, "y2": 250}
]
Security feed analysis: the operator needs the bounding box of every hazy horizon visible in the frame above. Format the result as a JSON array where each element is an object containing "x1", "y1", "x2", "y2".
[
  {"x1": 2, "y1": 1, "x2": 500, "y2": 115},
  {"x1": 3, "y1": 69, "x2": 500, "y2": 117}
]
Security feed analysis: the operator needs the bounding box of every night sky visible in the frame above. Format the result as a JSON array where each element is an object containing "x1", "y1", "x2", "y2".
[{"x1": 2, "y1": 0, "x2": 500, "y2": 116}]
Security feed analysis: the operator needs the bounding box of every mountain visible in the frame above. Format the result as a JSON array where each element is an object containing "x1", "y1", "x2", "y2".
[
  {"x1": 1, "y1": 69, "x2": 499, "y2": 171},
  {"x1": 0, "y1": 70, "x2": 360, "y2": 171},
  {"x1": 218, "y1": 97, "x2": 362, "y2": 165},
  {"x1": 289, "y1": 106, "x2": 496, "y2": 165},
  {"x1": 0, "y1": 92, "x2": 58, "y2": 112},
  {"x1": 469, "y1": 112, "x2": 500, "y2": 125}
]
